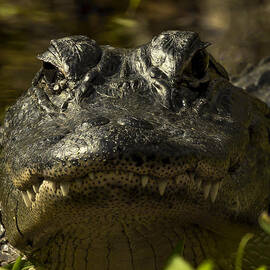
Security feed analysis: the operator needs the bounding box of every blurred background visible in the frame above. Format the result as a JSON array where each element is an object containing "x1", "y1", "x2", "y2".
[{"x1": 0, "y1": 0, "x2": 270, "y2": 116}]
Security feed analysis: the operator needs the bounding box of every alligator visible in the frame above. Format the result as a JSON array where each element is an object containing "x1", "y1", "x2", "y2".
[{"x1": 0, "y1": 30, "x2": 270, "y2": 270}]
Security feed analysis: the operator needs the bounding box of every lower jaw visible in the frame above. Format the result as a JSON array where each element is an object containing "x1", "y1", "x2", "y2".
[
  {"x1": 16, "y1": 171, "x2": 239, "y2": 250},
  {"x1": 27, "y1": 220, "x2": 243, "y2": 270},
  {"x1": 29, "y1": 224, "x2": 177, "y2": 270},
  {"x1": 16, "y1": 194, "x2": 252, "y2": 267},
  {"x1": 16, "y1": 186, "x2": 252, "y2": 270}
]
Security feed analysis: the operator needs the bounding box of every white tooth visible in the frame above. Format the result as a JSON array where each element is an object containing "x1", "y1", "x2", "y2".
[
  {"x1": 203, "y1": 183, "x2": 212, "y2": 199},
  {"x1": 128, "y1": 172, "x2": 134, "y2": 181},
  {"x1": 89, "y1": 172, "x2": 95, "y2": 180},
  {"x1": 33, "y1": 183, "x2": 41, "y2": 193},
  {"x1": 27, "y1": 189, "x2": 35, "y2": 202},
  {"x1": 175, "y1": 175, "x2": 181, "y2": 185},
  {"x1": 49, "y1": 181, "x2": 57, "y2": 192},
  {"x1": 22, "y1": 191, "x2": 32, "y2": 208},
  {"x1": 60, "y1": 183, "x2": 70, "y2": 196},
  {"x1": 158, "y1": 181, "x2": 167, "y2": 196},
  {"x1": 141, "y1": 175, "x2": 149, "y2": 187},
  {"x1": 197, "y1": 179, "x2": 202, "y2": 189},
  {"x1": 210, "y1": 182, "x2": 220, "y2": 203}
]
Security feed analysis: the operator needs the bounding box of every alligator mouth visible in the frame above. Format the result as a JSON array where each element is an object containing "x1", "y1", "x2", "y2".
[{"x1": 19, "y1": 169, "x2": 225, "y2": 209}]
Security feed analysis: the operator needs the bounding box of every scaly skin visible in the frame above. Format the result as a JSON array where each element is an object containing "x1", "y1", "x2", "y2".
[{"x1": 0, "y1": 31, "x2": 270, "y2": 270}]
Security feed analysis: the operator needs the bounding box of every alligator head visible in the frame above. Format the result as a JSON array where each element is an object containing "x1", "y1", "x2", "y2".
[{"x1": 1, "y1": 31, "x2": 270, "y2": 270}]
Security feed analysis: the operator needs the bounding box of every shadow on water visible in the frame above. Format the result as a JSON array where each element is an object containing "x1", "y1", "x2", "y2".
[{"x1": 0, "y1": 0, "x2": 270, "y2": 115}]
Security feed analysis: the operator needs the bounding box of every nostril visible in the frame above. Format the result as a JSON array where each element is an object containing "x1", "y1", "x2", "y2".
[
  {"x1": 45, "y1": 134, "x2": 65, "y2": 144},
  {"x1": 0, "y1": 126, "x2": 4, "y2": 147},
  {"x1": 86, "y1": 117, "x2": 110, "y2": 127}
]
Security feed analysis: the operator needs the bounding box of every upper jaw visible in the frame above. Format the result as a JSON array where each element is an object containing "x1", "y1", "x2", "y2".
[
  {"x1": 9, "y1": 143, "x2": 237, "y2": 210},
  {"x1": 3, "y1": 97, "x2": 246, "y2": 196},
  {"x1": 6, "y1": 137, "x2": 235, "y2": 186}
]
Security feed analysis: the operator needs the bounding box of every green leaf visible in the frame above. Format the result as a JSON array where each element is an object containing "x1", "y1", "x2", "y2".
[
  {"x1": 128, "y1": 0, "x2": 142, "y2": 11},
  {"x1": 259, "y1": 211, "x2": 270, "y2": 235},
  {"x1": 171, "y1": 239, "x2": 185, "y2": 257},
  {"x1": 235, "y1": 233, "x2": 254, "y2": 270},
  {"x1": 197, "y1": 260, "x2": 214, "y2": 270},
  {"x1": 255, "y1": 266, "x2": 267, "y2": 270},
  {"x1": 164, "y1": 238, "x2": 185, "y2": 269},
  {"x1": 164, "y1": 256, "x2": 194, "y2": 270},
  {"x1": 21, "y1": 267, "x2": 34, "y2": 270},
  {"x1": 11, "y1": 257, "x2": 22, "y2": 270}
]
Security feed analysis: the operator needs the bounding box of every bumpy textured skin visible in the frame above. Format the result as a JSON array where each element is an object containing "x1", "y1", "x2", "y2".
[{"x1": 0, "y1": 31, "x2": 270, "y2": 270}]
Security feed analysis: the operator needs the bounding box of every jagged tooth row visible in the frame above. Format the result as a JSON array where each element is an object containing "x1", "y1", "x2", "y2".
[
  {"x1": 175, "y1": 175, "x2": 182, "y2": 185},
  {"x1": 60, "y1": 183, "x2": 70, "y2": 196},
  {"x1": 158, "y1": 181, "x2": 167, "y2": 196},
  {"x1": 141, "y1": 175, "x2": 149, "y2": 187},
  {"x1": 210, "y1": 182, "x2": 220, "y2": 202},
  {"x1": 140, "y1": 175, "x2": 168, "y2": 196},
  {"x1": 174, "y1": 173, "x2": 222, "y2": 203},
  {"x1": 20, "y1": 172, "x2": 224, "y2": 208},
  {"x1": 21, "y1": 180, "x2": 71, "y2": 208},
  {"x1": 21, "y1": 191, "x2": 32, "y2": 208},
  {"x1": 33, "y1": 183, "x2": 41, "y2": 193},
  {"x1": 203, "y1": 181, "x2": 221, "y2": 203},
  {"x1": 203, "y1": 183, "x2": 212, "y2": 199}
]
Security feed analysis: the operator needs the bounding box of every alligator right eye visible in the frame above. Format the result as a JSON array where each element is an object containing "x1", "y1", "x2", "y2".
[
  {"x1": 191, "y1": 49, "x2": 209, "y2": 79},
  {"x1": 42, "y1": 62, "x2": 58, "y2": 84}
]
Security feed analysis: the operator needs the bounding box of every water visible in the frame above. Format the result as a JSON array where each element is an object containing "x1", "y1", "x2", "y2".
[{"x1": 0, "y1": 0, "x2": 270, "y2": 117}]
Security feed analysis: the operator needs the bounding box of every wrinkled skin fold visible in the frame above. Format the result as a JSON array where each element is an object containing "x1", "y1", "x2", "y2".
[{"x1": 0, "y1": 31, "x2": 270, "y2": 270}]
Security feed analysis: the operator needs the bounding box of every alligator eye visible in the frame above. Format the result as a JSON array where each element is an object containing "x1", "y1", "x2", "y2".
[
  {"x1": 42, "y1": 62, "x2": 58, "y2": 84},
  {"x1": 191, "y1": 49, "x2": 209, "y2": 78}
]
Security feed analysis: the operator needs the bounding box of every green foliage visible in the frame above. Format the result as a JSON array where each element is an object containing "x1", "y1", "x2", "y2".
[
  {"x1": 165, "y1": 257, "x2": 214, "y2": 270},
  {"x1": 165, "y1": 256, "x2": 195, "y2": 270},
  {"x1": 165, "y1": 239, "x2": 185, "y2": 263},
  {"x1": 255, "y1": 266, "x2": 267, "y2": 270},
  {"x1": 259, "y1": 211, "x2": 270, "y2": 235},
  {"x1": 163, "y1": 231, "x2": 265, "y2": 270},
  {"x1": 0, "y1": 257, "x2": 34, "y2": 270},
  {"x1": 235, "y1": 233, "x2": 254, "y2": 270},
  {"x1": 197, "y1": 260, "x2": 214, "y2": 270},
  {"x1": 127, "y1": 0, "x2": 142, "y2": 12}
]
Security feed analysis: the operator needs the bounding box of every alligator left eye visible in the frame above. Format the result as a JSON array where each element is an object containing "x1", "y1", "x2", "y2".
[
  {"x1": 191, "y1": 49, "x2": 209, "y2": 79},
  {"x1": 42, "y1": 62, "x2": 58, "y2": 84}
]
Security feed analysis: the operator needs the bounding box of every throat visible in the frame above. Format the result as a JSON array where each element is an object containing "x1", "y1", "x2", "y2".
[
  {"x1": 27, "y1": 220, "x2": 241, "y2": 270},
  {"x1": 29, "y1": 221, "x2": 180, "y2": 270}
]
